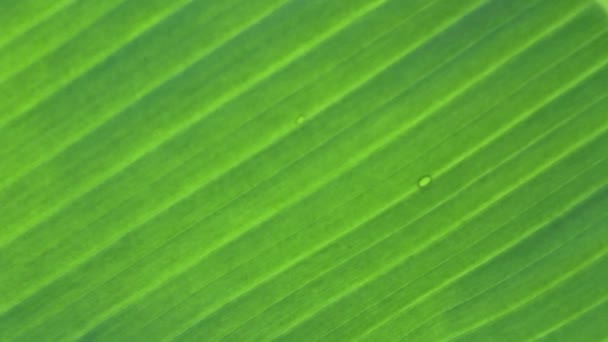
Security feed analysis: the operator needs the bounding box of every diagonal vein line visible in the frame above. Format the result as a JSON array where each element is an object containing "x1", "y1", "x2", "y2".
[
  {"x1": 327, "y1": 176, "x2": 607, "y2": 341},
  {"x1": 0, "y1": 0, "x2": 269, "y2": 188},
  {"x1": 76, "y1": 2, "x2": 556, "y2": 340},
  {"x1": 30, "y1": 6, "x2": 604, "y2": 340},
  {"x1": 60, "y1": 2, "x2": 516, "y2": 340},
  {"x1": 170, "y1": 21, "x2": 604, "y2": 342},
  {"x1": 0, "y1": 0, "x2": 432, "y2": 334},
  {"x1": 0, "y1": 0, "x2": 386, "y2": 249},
  {"x1": 401, "y1": 193, "x2": 608, "y2": 340},
  {"x1": 407, "y1": 214, "x2": 608, "y2": 342},
  {"x1": 401, "y1": 208, "x2": 608, "y2": 342},
  {"x1": 365, "y1": 176, "x2": 608, "y2": 342},
  {"x1": 239, "y1": 94, "x2": 608, "y2": 342},
  {"x1": 48, "y1": 2, "x2": 494, "y2": 336},
  {"x1": 98, "y1": 6, "x2": 600, "y2": 340},
  {"x1": 7, "y1": 2, "x2": 600, "y2": 340},
  {"x1": 242, "y1": 37, "x2": 608, "y2": 342},
  {"x1": 0, "y1": 0, "x2": 128, "y2": 84},
  {"x1": 0, "y1": 0, "x2": 576, "y2": 336},
  {"x1": 225, "y1": 118, "x2": 608, "y2": 341},
  {"x1": 288, "y1": 87, "x2": 608, "y2": 340},
  {"x1": 0, "y1": 0, "x2": 78, "y2": 51},
  {"x1": 0, "y1": 0, "x2": 291, "y2": 316},
  {"x1": 6, "y1": 0, "x2": 438, "y2": 265},
  {"x1": 20, "y1": 0, "x2": 512, "y2": 336},
  {"x1": 319, "y1": 89, "x2": 608, "y2": 339},
  {"x1": 1, "y1": 0, "x2": 482, "y2": 318},
  {"x1": 447, "y1": 248, "x2": 608, "y2": 341},
  {"x1": 215, "y1": 34, "x2": 608, "y2": 341},
  {"x1": 531, "y1": 292, "x2": 608, "y2": 340},
  {"x1": 0, "y1": 0, "x2": 600, "y2": 340},
  {"x1": 352, "y1": 34, "x2": 607, "y2": 340},
  {"x1": 0, "y1": 0, "x2": 202, "y2": 128},
  {"x1": 355, "y1": 126, "x2": 608, "y2": 341}
]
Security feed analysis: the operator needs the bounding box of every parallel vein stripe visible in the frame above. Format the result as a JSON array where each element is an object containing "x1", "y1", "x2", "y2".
[
  {"x1": 214, "y1": 34, "x2": 608, "y2": 341},
  {"x1": 0, "y1": 0, "x2": 485, "y2": 320},
  {"x1": 0, "y1": 0, "x2": 448, "y2": 336},
  {"x1": 69, "y1": 1, "x2": 568, "y2": 338},
  {"x1": 532, "y1": 293, "x2": 608, "y2": 340},
  {"x1": 2, "y1": 2, "x2": 604, "y2": 340},
  {"x1": 67, "y1": 1, "x2": 536, "y2": 340},
  {"x1": 280, "y1": 111, "x2": 608, "y2": 340},
  {"x1": 243, "y1": 128, "x2": 608, "y2": 342},
  {"x1": 13, "y1": 0, "x2": 444, "y2": 257},
  {"x1": 0, "y1": 0, "x2": 386, "y2": 249},
  {"x1": 461, "y1": 220, "x2": 608, "y2": 340},
  {"x1": 348, "y1": 37, "x2": 608, "y2": 339},
  {"x1": 108, "y1": 4, "x2": 604, "y2": 336},
  {"x1": 1, "y1": 0, "x2": 604, "y2": 340},
  {"x1": 316, "y1": 92, "x2": 608, "y2": 340},
  {"x1": 19, "y1": 0, "x2": 540, "y2": 336},
  {"x1": 0, "y1": 0, "x2": 77, "y2": 51},
  {"x1": 7, "y1": 0, "x2": 418, "y2": 248},
  {"x1": 324, "y1": 165, "x2": 608, "y2": 341},
  {"x1": 0, "y1": 0, "x2": 408, "y2": 304},
  {"x1": 448, "y1": 249, "x2": 608, "y2": 341},
  {"x1": 184, "y1": 48, "x2": 608, "y2": 342},
  {"x1": 258, "y1": 100, "x2": 608, "y2": 340},
  {"x1": 0, "y1": 0, "x2": 321, "y2": 325},
  {"x1": 402, "y1": 196, "x2": 608, "y2": 340},
  {"x1": 0, "y1": 0, "x2": 128, "y2": 83},
  {"x1": 359, "y1": 169, "x2": 608, "y2": 342},
  {"x1": 355, "y1": 126, "x2": 608, "y2": 340},
  {"x1": 226, "y1": 113, "x2": 608, "y2": 341},
  {"x1": 0, "y1": 0, "x2": 296, "y2": 251},
  {"x1": 0, "y1": 0, "x2": 201, "y2": 128},
  {"x1": 2, "y1": 0, "x2": 596, "y2": 336},
  {"x1": 266, "y1": 36, "x2": 608, "y2": 342},
  {"x1": 0, "y1": 0, "x2": 269, "y2": 191},
  {"x1": 1, "y1": 0, "x2": 442, "y2": 300}
]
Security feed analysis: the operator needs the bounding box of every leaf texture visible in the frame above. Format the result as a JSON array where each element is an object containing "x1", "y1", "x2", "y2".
[{"x1": 0, "y1": 0, "x2": 607, "y2": 341}]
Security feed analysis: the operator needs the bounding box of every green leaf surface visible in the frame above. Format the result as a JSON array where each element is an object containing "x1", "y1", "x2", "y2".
[{"x1": 0, "y1": 0, "x2": 607, "y2": 341}]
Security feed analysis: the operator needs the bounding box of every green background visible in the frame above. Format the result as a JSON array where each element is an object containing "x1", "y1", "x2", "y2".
[{"x1": 0, "y1": 0, "x2": 607, "y2": 340}]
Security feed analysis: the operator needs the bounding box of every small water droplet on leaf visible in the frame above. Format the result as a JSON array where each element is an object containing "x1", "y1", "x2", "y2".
[
  {"x1": 418, "y1": 175, "x2": 432, "y2": 188},
  {"x1": 296, "y1": 116, "x2": 305, "y2": 124}
]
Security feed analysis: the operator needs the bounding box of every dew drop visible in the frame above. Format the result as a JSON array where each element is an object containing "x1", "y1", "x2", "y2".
[
  {"x1": 296, "y1": 116, "x2": 305, "y2": 125},
  {"x1": 418, "y1": 175, "x2": 432, "y2": 188}
]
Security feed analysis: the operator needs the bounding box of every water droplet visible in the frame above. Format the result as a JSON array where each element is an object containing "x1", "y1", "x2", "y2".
[
  {"x1": 418, "y1": 175, "x2": 432, "y2": 188},
  {"x1": 296, "y1": 116, "x2": 305, "y2": 124}
]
